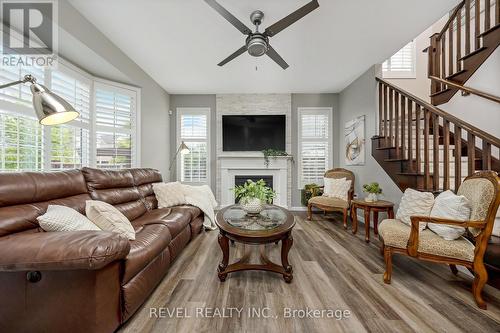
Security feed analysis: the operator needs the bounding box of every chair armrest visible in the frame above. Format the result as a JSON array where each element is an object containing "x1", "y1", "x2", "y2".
[
  {"x1": 407, "y1": 215, "x2": 486, "y2": 256},
  {"x1": 410, "y1": 215, "x2": 486, "y2": 229},
  {"x1": 0, "y1": 231, "x2": 130, "y2": 272}
]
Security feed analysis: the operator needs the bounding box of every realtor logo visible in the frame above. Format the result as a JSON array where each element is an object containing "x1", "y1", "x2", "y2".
[{"x1": 1, "y1": 0, "x2": 57, "y2": 67}]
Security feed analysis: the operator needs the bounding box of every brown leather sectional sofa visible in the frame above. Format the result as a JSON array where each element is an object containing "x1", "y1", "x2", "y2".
[{"x1": 0, "y1": 167, "x2": 204, "y2": 333}]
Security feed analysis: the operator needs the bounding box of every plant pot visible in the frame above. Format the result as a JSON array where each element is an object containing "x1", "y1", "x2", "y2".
[
  {"x1": 365, "y1": 193, "x2": 378, "y2": 202},
  {"x1": 240, "y1": 198, "x2": 264, "y2": 214}
]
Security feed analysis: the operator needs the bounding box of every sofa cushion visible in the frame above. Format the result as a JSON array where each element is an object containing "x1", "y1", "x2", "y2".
[
  {"x1": 308, "y1": 195, "x2": 349, "y2": 209},
  {"x1": 122, "y1": 224, "x2": 172, "y2": 283},
  {"x1": 86, "y1": 200, "x2": 136, "y2": 240},
  {"x1": 379, "y1": 219, "x2": 475, "y2": 262},
  {"x1": 129, "y1": 168, "x2": 162, "y2": 210},
  {"x1": 37, "y1": 205, "x2": 100, "y2": 232},
  {"x1": 131, "y1": 206, "x2": 201, "y2": 239},
  {"x1": 0, "y1": 170, "x2": 91, "y2": 237},
  {"x1": 82, "y1": 167, "x2": 148, "y2": 221}
]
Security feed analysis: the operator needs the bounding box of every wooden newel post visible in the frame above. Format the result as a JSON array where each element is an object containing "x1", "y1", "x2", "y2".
[{"x1": 428, "y1": 34, "x2": 440, "y2": 95}]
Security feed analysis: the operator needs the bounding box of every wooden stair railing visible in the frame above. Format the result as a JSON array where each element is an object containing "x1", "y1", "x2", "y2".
[
  {"x1": 374, "y1": 77, "x2": 500, "y2": 193},
  {"x1": 428, "y1": 0, "x2": 500, "y2": 105}
]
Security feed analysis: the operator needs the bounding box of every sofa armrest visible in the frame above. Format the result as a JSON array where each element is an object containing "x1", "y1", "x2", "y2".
[{"x1": 0, "y1": 231, "x2": 130, "y2": 272}]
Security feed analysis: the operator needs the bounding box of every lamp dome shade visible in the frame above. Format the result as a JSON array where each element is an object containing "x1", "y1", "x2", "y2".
[{"x1": 31, "y1": 83, "x2": 79, "y2": 125}]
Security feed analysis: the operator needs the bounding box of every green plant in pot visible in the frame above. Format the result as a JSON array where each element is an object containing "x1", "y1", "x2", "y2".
[
  {"x1": 362, "y1": 182, "x2": 382, "y2": 202},
  {"x1": 232, "y1": 179, "x2": 276, "y2": 214}
]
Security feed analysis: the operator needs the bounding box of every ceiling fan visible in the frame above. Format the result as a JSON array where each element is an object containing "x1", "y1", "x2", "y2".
[{"x1": 204, "y1": 0, "x2": 320, "y2": 69}]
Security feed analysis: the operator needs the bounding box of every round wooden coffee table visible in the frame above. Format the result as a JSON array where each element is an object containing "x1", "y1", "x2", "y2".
[
  {"x1": 351, "y1": 199, "x2": 394, "y2": 243},
  {"x1": 215, "y1": 204, "x2": 295, "y2": 283}
]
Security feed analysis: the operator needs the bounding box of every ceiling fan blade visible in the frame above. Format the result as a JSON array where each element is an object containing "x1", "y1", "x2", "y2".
[
  {"x1": 266, "y1": 45, "x2": 289, "y2": 69},
  {"x1": 218, "y1": 45, "x2": 248, "y2": 66},
  {"x1": 204, "y1": 0, "x2": 252, "y2": 35},
  {"x1": 264, "y1": 0, "x2": 319, "y2": 37}
]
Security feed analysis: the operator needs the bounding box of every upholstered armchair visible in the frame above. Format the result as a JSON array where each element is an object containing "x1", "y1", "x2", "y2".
[
  {"x1": 307, "y1": 168, "x2": 355, "y2": 229},
  {"x1": 378, "y1": 171, "x2": 500, "y2": 309}
]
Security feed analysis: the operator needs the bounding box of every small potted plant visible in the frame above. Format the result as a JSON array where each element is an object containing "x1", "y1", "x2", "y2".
[
  {"x1": 362, "y1": 182, "x2": 382, "y2": 202},
  {"x1": 232, "y1": 179, "x2": 276, "y2": 214}
]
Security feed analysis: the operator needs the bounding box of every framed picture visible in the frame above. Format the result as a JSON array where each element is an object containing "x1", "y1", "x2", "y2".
[{"x1": 345, "y1": 115, "x2": 365, "y2": 165}]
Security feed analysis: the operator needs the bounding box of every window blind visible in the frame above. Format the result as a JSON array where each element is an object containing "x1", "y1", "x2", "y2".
[
  {"x1": 95, "y1": 84, "x2": 137, "y2": 169},
  {"x1": 298, "y1": 109, "x2": 330, "y2": 187},
  {"x1": 178, "y1": 110, "x2": 209, "y2": 184},
  {"x1": 382, "y1": 41, "x2": 416, "y2": 78},
  {"x1": 0, "y1": 111, "x2": 43, "y2": 171},
  {"x1": 49, "y1": 69, "x2": 91, "y2": 170}
]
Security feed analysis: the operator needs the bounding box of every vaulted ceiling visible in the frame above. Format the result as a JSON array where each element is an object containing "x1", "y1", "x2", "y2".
[{"x1": 69, "y1": 0, "x2": 458, "y2": 94}]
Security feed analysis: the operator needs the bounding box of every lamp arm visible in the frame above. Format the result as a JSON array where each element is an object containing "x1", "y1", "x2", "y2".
[
  {"x1": 0, "y1": 75, "x2": 36, "y2": 90},
  {"x1": 168, "y1": 144, "x2": 183, "y2": 171}
]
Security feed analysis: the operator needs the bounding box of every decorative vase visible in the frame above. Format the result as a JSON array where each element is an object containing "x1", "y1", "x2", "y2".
[
  {"x1": 240, "y1": 197, "x2": 264, "y2": 214},
  {"x1": 365, "y1": 193, "x2": 378, "y2": 202}
]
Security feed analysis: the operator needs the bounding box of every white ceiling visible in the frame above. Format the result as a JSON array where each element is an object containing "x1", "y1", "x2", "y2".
[{"x1": 68, "y1": 0, "x2": 457, "y2": 94}]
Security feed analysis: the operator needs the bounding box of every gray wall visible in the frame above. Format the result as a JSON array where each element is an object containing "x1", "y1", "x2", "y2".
[
  {"x1": 337, "y1": 65, "x2": 403, "y2": 220},
  {"x1": 291, "y1": 93, "x2": 338, "y2": 207},
  {"x1": 169, "y1": 93, "x2": 338, "y2": 208},
  {"x1": 58, "y1": 2, "x2": 171, "y2": 177},
  {"x1": 169, "y1": 95, "x2": 217, "y2": 186}
]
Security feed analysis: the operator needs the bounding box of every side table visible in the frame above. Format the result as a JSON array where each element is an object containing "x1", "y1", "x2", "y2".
[{"x1": 351, "y1": 199, "x2": 394, "y2": 242}]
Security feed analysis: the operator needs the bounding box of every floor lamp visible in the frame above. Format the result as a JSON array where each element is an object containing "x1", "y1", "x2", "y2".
[
  {"x1": 0, "y1": 74, "x2": 79, "y2": 125},
  {"x1": 169, "y1": 141, "x2": 190, "y2": 177}
]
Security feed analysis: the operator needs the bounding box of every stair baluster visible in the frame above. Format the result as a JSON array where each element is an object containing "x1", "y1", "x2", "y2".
[{"x1": 374, "y1": 78, "x2": 500, "y2": 193}]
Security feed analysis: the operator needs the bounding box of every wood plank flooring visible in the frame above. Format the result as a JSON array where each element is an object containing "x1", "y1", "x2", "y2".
[{"x1": 120, "y1": 212, "x2": 500, "y2": 333}]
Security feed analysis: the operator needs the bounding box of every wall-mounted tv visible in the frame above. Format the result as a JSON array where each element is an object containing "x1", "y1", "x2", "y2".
[{"x1": 222, "y1": 115, "x2": 286, "y2": 151}]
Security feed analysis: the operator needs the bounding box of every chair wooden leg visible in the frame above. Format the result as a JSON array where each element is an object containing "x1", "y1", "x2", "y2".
[
  {"x1": 472, "y1": 262, "x2": 488, "y2": 310},
  {"x1": 342, "y1": 208, "x2": 348, "y2": 229},
  {"x1": 383, "y1": 247, "x2": 393, "y2": 284},
  {"x1": 380, "y1": 241, "x2": 385, "y2": 255},
  {"x1": 449, "y1": 264, "x2": 458, "y2": 275},
  {"x1": 307, "y1": 203, "x2": 312, "y2": 221}
]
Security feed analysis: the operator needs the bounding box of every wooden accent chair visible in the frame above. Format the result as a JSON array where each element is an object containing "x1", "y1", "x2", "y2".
[
  {"x1": 306, "y1": 168, "x2": 355, "y2": 229},
  {"x1": 378, "y1": 171, "x2": 500, "y2": 309}
]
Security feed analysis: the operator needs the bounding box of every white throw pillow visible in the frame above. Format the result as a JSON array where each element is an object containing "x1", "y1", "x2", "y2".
[
  {"x1": 323, "y1": 177, "x2": 352, "y2": 201},
  {"x1": 37, "y1": 205, "x2": 100, "y2": 232},
  {"x1": 153, "y1": 182, "x2": 186, "y2": 208},
  {"x1": 428, "y1": 190, "x2": 471, "y2": 240},
  {"x1": 85, "y1": 200, "x2": 135, "y2": 240},
  {"x1": 396, "y1": 188, "x2": 435, "y2": 230}
]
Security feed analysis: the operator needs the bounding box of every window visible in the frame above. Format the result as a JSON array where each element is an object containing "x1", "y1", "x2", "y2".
[
  {"x1": 0, "y1": 60, "x2": 140, "y2": 172},
  {"x1": 94, "y1": 82, "x2": 138, "y2": 169},
  {"x1": 298, "y1": 107, "x2": 332, "y2": 188},
  {"x1": 49, "y1": 68, "x2": 91, "y2": 170},
  {"x1": 382, "y1": 40, "x2": 416, "y2": 78},
  {"x1": 177, "y1": 108, "x2": 210, "y2": 185}
]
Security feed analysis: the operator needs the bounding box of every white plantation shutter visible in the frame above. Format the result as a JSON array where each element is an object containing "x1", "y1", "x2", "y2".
[
  {"x1": 177, "y1": 108, "x2": 210, "y2": 185},
  {"x1": 382, "y1": 41, "x2": 416, "y2": 78},
  {"x1": 298, "y1": 108, "x2": 331, "y2": 187},
  {"x1": 0, "y1": 65, "x2": 45, "y2": 172},
  {"x1": 94, "y1": 82, "x2": 137, "y2": 169},
  {"x1": 49, "y1": 67, "x2": 91, "y2": 169},
  {"x1": 0, "y1": 111, "x2": 43, "y2": 171}
]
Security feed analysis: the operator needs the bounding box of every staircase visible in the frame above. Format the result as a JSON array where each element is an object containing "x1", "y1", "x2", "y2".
[
  {"x1": 373, "y1": 78, "x2": 500, "y2": 193},
  {"x1": 427, "y1": 0, "x2": 500, "y2": 105}
]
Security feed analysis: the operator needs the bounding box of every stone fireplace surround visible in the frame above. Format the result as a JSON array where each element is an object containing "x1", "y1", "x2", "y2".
[{"x1": 216, "y1": 94, "x2": 292, "y2": 208}]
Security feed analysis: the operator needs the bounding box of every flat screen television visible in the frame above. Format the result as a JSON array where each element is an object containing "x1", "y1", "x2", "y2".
[{"x1": 222, "y1": 115, "x2": 286, "y2": 151}]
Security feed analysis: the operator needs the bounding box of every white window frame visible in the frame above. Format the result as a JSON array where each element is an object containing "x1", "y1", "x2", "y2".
[
  {"x1": 297, "y1": 107, "x2": 333, "y2": 189},
  {"x1": 382, "y1": 40, "x2": 417, "y2": 79},
  {"x1": 176, "y1": 107, "x2": 210, "y2": 186}
]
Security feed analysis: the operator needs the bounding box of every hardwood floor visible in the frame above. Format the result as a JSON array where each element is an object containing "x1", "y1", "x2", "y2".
[{"x1": 120, "y1": 212, "x2": 500, "y2": 333}]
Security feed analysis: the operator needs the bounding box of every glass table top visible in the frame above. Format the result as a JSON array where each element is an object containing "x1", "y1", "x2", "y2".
[{"x1": 222, "y1": 205, "x2": 288, "y2": 231}]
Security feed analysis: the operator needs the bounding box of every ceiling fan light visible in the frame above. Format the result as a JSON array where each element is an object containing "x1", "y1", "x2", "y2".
[
  {"x1": 247, "y1": 35, "x2": 268, "y2": 57},
  {"x1": 31, "y1": 83, "x2": 80, "y2": 125}
]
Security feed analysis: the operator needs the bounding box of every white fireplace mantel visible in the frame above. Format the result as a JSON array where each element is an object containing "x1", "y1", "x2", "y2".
[{"x1": 219, "y1": 155, "x2": 291, "y2": 208}]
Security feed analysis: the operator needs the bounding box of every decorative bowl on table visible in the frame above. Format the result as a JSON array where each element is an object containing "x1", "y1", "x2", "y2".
[{"x1": 240, "y1": 197, "x2": 264, "y2": 215}]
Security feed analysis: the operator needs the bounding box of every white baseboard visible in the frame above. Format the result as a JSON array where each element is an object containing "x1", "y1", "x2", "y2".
[{"x1": 290, "y1": 206, "x2": 307, "y2": 211}]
